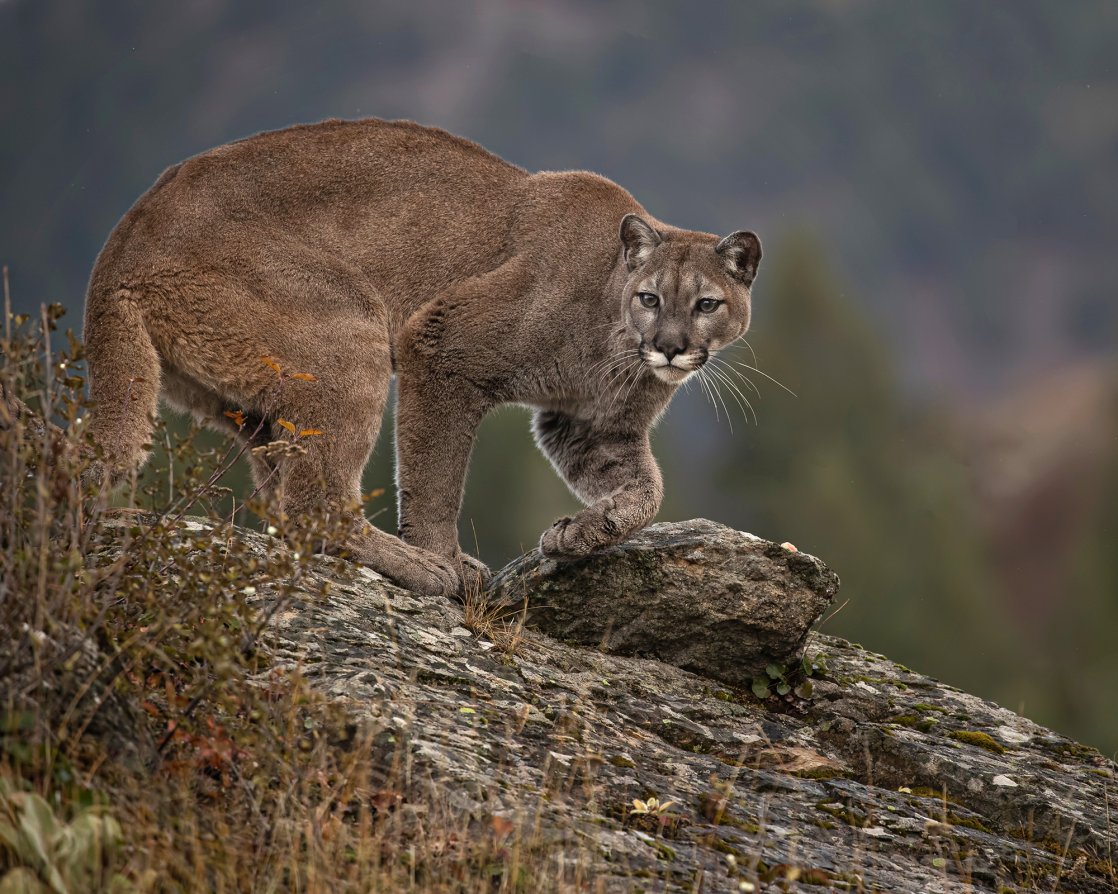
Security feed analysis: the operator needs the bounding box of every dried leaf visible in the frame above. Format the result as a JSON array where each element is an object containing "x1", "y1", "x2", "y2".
[
  {"x1": 276, "y1": 418, "x2": 296, "y2": 434},
  {"x1": 370, "y1": 789, "x2": 404, "y2": 813},
  {"x1": 290, "y1": 371, "x2": 317, "y2": 382},
  {"x1": 223, "y1": 409, "x2": 246, "y2": 426},
  {"x1": 260, "y1": 355, "x2": 282, "y2": 374},
  {"x1": 490, "y1": 815, "x2": 515, "y2": 839},
  {"x1": 298, "y1": 428, "x2": 323, "y2": 437}
]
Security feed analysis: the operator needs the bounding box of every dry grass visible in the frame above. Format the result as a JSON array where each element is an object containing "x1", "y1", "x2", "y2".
[
  {"x1": 2, "y1": 296, "x2": 1112, "y2": 894},
  {"x1": 0, "y1": 302, "x2": 591, "y2": 893},
  {"x1": 460, "y1": 583, "x2": 529, "y2": 659}
]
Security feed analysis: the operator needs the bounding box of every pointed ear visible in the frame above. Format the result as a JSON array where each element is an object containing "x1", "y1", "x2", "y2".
[
  {"x1": 619, "y1": 213, "x2": 662, "y2": 271},
  {"x1": 715, "y1": 231, "x2": 762, "y2": 285}
]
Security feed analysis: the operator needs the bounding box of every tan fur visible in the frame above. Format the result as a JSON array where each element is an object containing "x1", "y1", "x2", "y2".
[{"x1": 84, "y1": 118, "x2": 761, "y2": 598}]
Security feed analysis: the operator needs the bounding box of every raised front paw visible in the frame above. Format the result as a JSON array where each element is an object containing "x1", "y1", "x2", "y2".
[{"x1": 539, "y1": 507, "x2": 625, "y2": 560}]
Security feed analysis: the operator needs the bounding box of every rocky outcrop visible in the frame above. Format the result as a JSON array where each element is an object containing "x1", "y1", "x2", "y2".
[
  {"x1": 141, "y1": 519, "x2": 1118, "y2": 891},
  {"x1": 489, "y1": 520, "x2": 838, "y2": 688}
]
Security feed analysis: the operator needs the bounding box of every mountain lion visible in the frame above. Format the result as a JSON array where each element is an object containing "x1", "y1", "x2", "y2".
[{"x1": 84, "y1": 118, "x2": 761, "y2": 598}]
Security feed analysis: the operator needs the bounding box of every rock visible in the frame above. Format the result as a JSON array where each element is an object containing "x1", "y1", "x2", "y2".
[
  {"x1": 489, "y1": 520, "x2": 838, "y2": 687},
  {"x1": 4, "y1": 621, "x2": 156, "y2": 769},
  {"x1": 102, "y1": 518, "x2": 1118, "y2": 893}
]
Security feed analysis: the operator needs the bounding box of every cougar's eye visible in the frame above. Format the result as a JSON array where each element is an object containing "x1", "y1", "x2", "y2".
[
  {"x1": 637, "y1": 292, "x2": 660, "y2": 309},
  {"x1": 697, "y1": 297, "x2": 722, "y2": 313}
]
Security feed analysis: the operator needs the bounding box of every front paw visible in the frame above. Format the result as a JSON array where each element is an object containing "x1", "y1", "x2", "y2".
[
  {"x1": 340, "y1": 526, "x2": 463, "y2": 600},
  {"x1": 402, "y1": 552, "x2": 464, "y2": 601},
  {"x1": 454, "y1": 551, "x2": 492, "y2": 597},
  {"x1": 539, "y1": 510, "x2": 623, "y2": 560}
]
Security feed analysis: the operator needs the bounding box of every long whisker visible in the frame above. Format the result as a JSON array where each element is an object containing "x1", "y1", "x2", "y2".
[
  {"x1": 695, "y1": 367, "x2": 720, "y2": 422},
  {"x1": 586, "y1": 347, "x2": 638, "y2": 377},
  {"x1": 717, "y1": 351, "x2": 761, "y2": 397},
  {"x1": 707, "y1": 368, "x2": 747, "y2": 428},
  {"x1": 602, "y1": 359, "x2": 639, "y2": 392},
  {"x1": 707, "y1": 367, "x2": 737, "y2": 433},
  {"x1": 724, "y1": 364, "x2": 761, "y2": 398},
  {"x1": 688, "y1": 364, "x2": 733, "y2": 435},
  {"x1": 740, "y1": 338, "x2": 759, "y2": 369},
  {"x1": 604, "y1": 359, "x2": 643, "y2": 417},
  {"x1": 586, "y1": 342, "x2": 637, "y2": 366},
  {"x1": 590, "y1": 354, "x2": 638, "y2": 385},
  {"x1": 587, "y1": 349, "x2": 640, "y2": 389},
  {"x1": 611, "y1": 360, "x2": 643, "y2": 414},
  {"x1": 707, "y1": 359, "x2": 758, "y2": 426},
  {"x1": 619, "y1": 357, "x2": 649, "y2": 409},
  {"x1": 696, "y1": 367, "x2": 726, "y2": 426},
  {"x1": 723, "y1": 358, "x2": 798, "y2": 397},
  {"x1": 708, "y1": 356, "x2": 758, "y2": 418},
  {"x1": 595, "y1": 358, "x2": 642, "y2": 396}
]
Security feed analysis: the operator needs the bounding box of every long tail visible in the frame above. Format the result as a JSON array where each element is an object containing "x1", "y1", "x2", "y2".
[{"x1": 83, "y1": 288, "x2": 160, "y2": 476}]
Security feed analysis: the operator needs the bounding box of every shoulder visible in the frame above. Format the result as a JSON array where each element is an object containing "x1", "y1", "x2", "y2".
[{"x1": 524, "y1": 170, "x2": 646, "y2": 225}]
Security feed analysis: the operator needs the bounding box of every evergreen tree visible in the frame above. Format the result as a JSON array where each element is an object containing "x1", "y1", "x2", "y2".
[
  {"x1": 1066, "y1": 377, "x2": 1118, "y2": 755},
  {"x1": 715, "y1": 233, "x2": 1022, "y2": 690}
]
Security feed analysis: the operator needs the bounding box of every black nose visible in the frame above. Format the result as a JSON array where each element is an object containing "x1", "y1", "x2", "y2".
[{"x1": 654, "y1": 340, "x2": 687, "y2": 361}]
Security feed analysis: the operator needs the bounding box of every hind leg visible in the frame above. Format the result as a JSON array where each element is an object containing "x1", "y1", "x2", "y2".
[
  {"x1": 162, "y1": 327, "x2": 460, "y2": 597},
  {"x1": 161, "y1": 366, "x2": 283, "y2": 504},
  {"x1": 263, "y1": 331, "x2": 461, "y2": 598},
  {"x1": 137, "y1": 257, "x2": 463, "y2": 598}
]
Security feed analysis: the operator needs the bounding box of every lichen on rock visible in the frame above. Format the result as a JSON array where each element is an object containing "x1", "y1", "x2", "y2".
[
  {"x1": 488, "y1": 520, "x2": 839, "y2": 688},
  {"x1": 101, "y1": 516, "x2": 1118, "y2": 892}
]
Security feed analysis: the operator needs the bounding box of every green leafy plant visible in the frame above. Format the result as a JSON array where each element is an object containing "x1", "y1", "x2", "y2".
[
  {"x1": 0, "y1": 780, "x2": 131, "y2": 894},
  {"x1": 750, "y1": 653, "x2": 828, "y2": 700}
]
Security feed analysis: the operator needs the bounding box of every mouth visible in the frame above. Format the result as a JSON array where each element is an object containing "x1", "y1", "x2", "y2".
[
  {"x1": 641, "y1": 346, "x2": 708, "y2": 384},
  {"x1": 650, "y1": 364, "x2": 694, "y2": 384}
]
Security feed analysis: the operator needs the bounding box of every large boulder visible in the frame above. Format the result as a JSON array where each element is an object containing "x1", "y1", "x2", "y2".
[
  {"x1": 103, "y1": 517, "x2": 1118, "y2": 892},
  {"x1": 488, "y1": 520, "x2": 838, "y2": 687}
]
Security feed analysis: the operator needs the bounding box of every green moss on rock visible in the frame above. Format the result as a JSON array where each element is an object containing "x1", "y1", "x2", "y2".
[
  {"x1": 949, "y1": 730, "x2": 1006, "y2": 754},
  {"x1": 793, "y1": 765, "x2": 848, "y2": 781},
  {"x1": 947, "y1": 813, "x2": 993, "y2": 834}
]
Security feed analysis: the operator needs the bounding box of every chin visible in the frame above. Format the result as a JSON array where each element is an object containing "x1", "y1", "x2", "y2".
[{"x1": 651, "y1": 365, "x2": 695, "y2": 385}]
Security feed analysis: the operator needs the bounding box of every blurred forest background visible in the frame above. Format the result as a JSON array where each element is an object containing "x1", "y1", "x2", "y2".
[{"x1": 2, "y1": 1, "x2": 1116, "y2": 755}]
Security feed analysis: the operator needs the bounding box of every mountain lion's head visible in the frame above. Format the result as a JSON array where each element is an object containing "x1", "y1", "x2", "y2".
[{"x1": 619, "y1": 213, "x2": 761, "y2": 385}]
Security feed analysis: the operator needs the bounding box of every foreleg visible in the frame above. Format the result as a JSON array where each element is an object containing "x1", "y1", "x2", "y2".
[{"x1": 532, "y1": 410, "x2": 663, "y2": 559}]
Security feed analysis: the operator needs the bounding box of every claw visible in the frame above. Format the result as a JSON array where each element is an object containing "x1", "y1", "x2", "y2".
[{"x1": 455, "y1": 552, "x2": 492, "y2": 597}]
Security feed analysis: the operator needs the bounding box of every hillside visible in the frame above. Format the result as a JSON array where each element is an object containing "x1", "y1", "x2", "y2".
[{"x1": 5, "y1": 513, "x2": 1114, "y2": 892}]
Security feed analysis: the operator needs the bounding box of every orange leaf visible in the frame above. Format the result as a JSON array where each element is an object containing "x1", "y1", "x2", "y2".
[
  {"x1": 370, "y1": 789, "x2": 404, "y2": 813},
  {"x1": 260, "y1": 355, "x2": 282, "y2": 374},
  {"x1": 490, "y1": 815, "x2": 515, "y2": 839},
  {"x1": 223, "y1": 409, "x2": 246, "y2": 426},
  {"x1": 290, "y1": 371, "x2": 317, "y2": 382},
  {"x1": 298, "y1": 428, "x2": 323, "y2": 437},
  {"x1": 364, "y1": 488, "x2": 385, "y2": 501},
  {"x1": 276, "y1": 418, "x2": 296, "y2": 434}
]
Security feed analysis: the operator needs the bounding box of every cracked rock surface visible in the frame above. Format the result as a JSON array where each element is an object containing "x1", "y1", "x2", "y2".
[
  {"x1": 183, "y1": 518, "x2": 1118, "y2": 892},
  {"x1": 489, "y1": 520, "x2": 838, "y2": 688}
]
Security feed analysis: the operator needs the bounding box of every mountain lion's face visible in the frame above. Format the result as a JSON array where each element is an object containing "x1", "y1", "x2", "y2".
[{"x1": 618, "y1": 214, "x2": 761, "y2": 385}]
